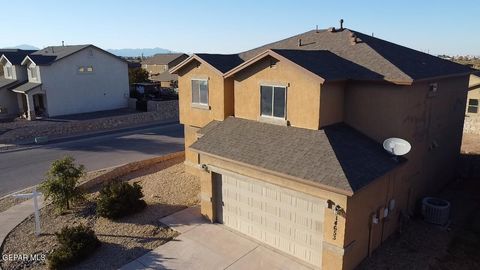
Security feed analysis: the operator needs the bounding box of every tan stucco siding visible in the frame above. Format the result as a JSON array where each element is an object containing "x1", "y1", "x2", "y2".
[
  {"x1": 342, "y1": 77, "x2": 468, "y2": 269},
  {"x1": 342, "y1": 167, "x2": 407, "y2": 270},
  {"x1": 184, "y1": 125, "x2": 199, "y2": 165},
  {"x1": 177, "y1": 60, "x2": 230, "y2": 127},
  {"x1": 320, "y1": 82, "x2": 345, "y2": 127},
  {"x1": 232, "y1": 57, "x2": 322, "y2": 130}
]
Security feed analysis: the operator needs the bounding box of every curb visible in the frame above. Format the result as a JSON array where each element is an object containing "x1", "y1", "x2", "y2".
[{"x1": 0, "y1": 119, "x2": 180, "y2": 154}]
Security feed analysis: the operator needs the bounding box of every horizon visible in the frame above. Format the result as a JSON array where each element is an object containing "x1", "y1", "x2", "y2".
[{"x1": 1, "y1": 0, "x2": 479, "y2": 56}]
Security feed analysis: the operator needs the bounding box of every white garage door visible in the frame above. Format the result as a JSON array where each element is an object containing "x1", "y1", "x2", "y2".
[{"x1": 215, "y1": 172, "x2": 325, "y2": 267}]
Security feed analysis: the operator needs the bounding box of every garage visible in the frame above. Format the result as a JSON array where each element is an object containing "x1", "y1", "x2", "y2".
[{"x1": 213, "y1": 171, "x2": 325, "y2": 267}]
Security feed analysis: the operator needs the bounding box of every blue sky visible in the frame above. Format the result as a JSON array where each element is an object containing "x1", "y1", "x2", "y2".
[{"x1": 2, "y1": 0, "x2": 479, "y2": 55}]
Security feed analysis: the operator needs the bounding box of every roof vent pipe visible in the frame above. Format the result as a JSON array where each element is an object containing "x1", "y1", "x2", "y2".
[
  {"x1": 316, "y1": 25, "x2": 319, "y2": 33},
  {"x1": 340, "y1": 19, "x2": 344, "y2": 30},
  {"x1": 62, "y1": 41, "x2": 64, "y2": 46},
  {"x1": 298, "y1": 38, "x2": 302, "y2": 47}
]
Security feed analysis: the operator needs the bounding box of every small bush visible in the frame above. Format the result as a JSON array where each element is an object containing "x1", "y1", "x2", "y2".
[
  {"x1": 96, "y1": 181, "x2": 146, "y2": 219},
  {"x1": 40, "y1": 156, "x2": 85, "y2": 212},
  {"x1": 48, "y1": 225, "x2": 100, "y2": 269}
]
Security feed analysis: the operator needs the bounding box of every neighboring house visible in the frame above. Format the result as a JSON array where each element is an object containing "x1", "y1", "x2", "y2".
[
  {"x1": 0, "y1": 49, "x2": 36, "y2": 118},
  {"x1": 142, "y1": 53, "x2": 188, "y2": 87},
  {"x1": 4, "y1": 45, "x2": 129, "y2": 120},
  {"x1": 464, "y1": 72, "x2": 480, "y2": 134},
  {"x1": 171, "y1": 26, "x2": 472, "y2": 270}
]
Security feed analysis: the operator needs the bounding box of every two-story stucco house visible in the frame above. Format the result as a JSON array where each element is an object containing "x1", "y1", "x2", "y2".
[
  {"x1": 0, "y1": 49, "x2": 36, "y2": 119},
  {"x1": 142, "y1": 53, "x2": 188, "y2": 87},
  {"x1": 171, "y1": 26, "x2": 473, "y2": 270},
  {"x1": 1, "y1": 45, "x2": 129, "y2": 120}
]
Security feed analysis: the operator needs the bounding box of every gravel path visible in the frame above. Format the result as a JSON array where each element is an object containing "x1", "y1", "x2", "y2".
[{"x1": 0, "y1": 161, "x2": 199, "y2": 270}]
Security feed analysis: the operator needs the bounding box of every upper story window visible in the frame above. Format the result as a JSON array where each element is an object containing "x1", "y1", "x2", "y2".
[
  {"x1": 191, "y1": 79, "x2": 208, "y2": 105},
  {"x1": 260, "y1": 85, "x2": 286, "y2": 118},
  {"x1": 78, "y1": 66, "x2": 93, "y2": 73},
  {"x1": 30, "y1": 67, "x2": 38, "y2": 80},
  {"x1": 5, "y1": 66, "x2": 12, "y2": 78},
  {"x1": 468, "y1": 99, "x2": 479, "y2": 113}
]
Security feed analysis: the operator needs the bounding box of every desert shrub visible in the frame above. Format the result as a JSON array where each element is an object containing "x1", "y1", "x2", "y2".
[
  {"x1": 47, "y1": 225, "x2": 100, "y2": 269},
  {"x1": 40, "y1": 156, "x2": 85, "y2": 212},
  {"x1": 96, "y1": 181, "x2": 146, "y2": 219}
]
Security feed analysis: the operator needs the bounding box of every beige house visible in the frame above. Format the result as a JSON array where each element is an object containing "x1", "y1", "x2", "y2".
[
  {"x1": 464, "y1": 72, "x2": 480, "y2": 134},
  {"x1": 141, "y1": 53, "x2": 188, "y2": 87},
  {"x1": 171, "y1": 26, "x2": 472, "y2": 270}
]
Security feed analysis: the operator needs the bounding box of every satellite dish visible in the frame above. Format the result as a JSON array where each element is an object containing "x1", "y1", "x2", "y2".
[{"x1": 383, "y1": 138, "x2": 411, "y2": 156}]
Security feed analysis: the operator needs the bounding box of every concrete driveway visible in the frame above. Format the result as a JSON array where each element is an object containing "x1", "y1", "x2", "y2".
[{"x1": 121, "y1": 207, "x2": 313, "y2": 270}]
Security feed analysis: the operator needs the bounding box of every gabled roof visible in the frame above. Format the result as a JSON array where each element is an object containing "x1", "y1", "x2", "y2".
[
  {"x1": 23, "y1": 45, "x2": 127, "y2": 66},
  {"x1": 0, "y1": 50, "x2": 36, "y2": 65},
  {"x1": 142, "y1": 53, "x2": 188, "y2": 66},
  {"x1": 170, "y1": 54, "x2": 244, "y2": 75},
  {"x1": 191, "y1": 117, "x2": 403, "y2": 195},
  {"x1": 171, "y1": 28, "x2": 472, "y2": 84},
  {"x1": 237, "y1": 29, "x2": 471, "y2": 84}
]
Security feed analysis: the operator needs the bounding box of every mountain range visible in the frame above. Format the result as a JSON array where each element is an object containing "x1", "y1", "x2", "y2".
[{"x1": 2, "y1": 45, "x2": 177, "y2": 57}]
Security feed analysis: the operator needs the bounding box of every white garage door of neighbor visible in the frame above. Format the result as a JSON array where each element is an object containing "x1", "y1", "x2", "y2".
[{"x1": 216, "y1": 172, "x2": 325, "y2": 267}]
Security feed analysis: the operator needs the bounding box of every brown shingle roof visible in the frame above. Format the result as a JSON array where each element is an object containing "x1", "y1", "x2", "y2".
[
  {"x1": 190, "y1": 117, "x2": 403, "y2": 195},
  {"x1": 142, "y1": 53, "x2": 188, "y2": 66},
  {"x1": 237, "y1": 29, "x2": 471, "y2": 83}
]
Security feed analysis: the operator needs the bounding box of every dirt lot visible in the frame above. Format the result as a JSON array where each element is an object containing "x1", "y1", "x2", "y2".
[{"x1": 0, "y1": 161, "x2": 200, "y2": 270}]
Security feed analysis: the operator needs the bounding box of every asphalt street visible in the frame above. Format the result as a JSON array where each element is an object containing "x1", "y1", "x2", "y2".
[{"x1": 0, "y1": 123, "x2": 184, "y2": 197}]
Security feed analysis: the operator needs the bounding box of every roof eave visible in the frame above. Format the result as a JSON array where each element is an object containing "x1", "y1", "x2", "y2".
[
  {"x1": 0, "y1": 55, "x2": 12, "y2": 65},
  {"x1": 223, "y1": 49, "x2": 326, "y2": 83},
  {"x1": 169, "y1": 54, "x2": 224, "y2": 76},
  {"x1": 191, "y1": 148, "x2": 354, "y2": 197},
  {"x1": 411, "y1": 71, "x2": 473, "y2": 84}
]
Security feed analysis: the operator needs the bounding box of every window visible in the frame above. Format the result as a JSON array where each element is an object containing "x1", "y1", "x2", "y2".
[
  {"x1": 468, "y1": 99, "x2": 479, "y2": 113},
  {"x1": 191, "y1": 79, "x2": 208, "y2": 105},
  {"x1": 30, "y1": 68, "x2": 37, "y2": 79},
  {"x1": 78, "y1": 66, "x2": 93, "y2": 73},
  {"x1": 5, "y1": 66, "x2": 12, "y2": 78},
  {"x1": 260, "y1": 85, "x2": 286, "y2": 118}
]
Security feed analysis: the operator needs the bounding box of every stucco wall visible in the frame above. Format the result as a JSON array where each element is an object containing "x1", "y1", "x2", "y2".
[
  {"x1": 320, "y1": 82, "x2": 345, "y2": 127},
  {"x1": 40, "y1": 47, "x2": 129, "y2": 117},
  {"x1": 0, "y1": 89, "x2": 19, "y2": 118},
  {"x1": 464, "y1": 87, "x2": 480, "y2": 134},
  {"x1": 177, "y1": 60, "x2": 232, "y2": 128},
  {"x1": 341, "y1": 76, "x2": 469, "y2": 268},
  {"x1": 233, "y1": 57, "x2": 322, "y2": 130}
]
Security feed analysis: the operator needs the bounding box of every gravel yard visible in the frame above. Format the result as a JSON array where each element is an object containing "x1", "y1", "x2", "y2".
[{"x1": 0, "y1": 161, "x2": 200, "y2": 270}]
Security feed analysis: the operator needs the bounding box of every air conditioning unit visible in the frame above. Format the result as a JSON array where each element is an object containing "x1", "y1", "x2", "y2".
[{"x1": 421, "y1": 197, "x2": 450, "y2": 225}]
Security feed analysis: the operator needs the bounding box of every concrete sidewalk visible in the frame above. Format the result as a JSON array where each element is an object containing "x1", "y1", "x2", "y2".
[
  {"x1": 0, "y1": 196, "x2": 44, "y2": 247},
  {"x1": 121, "y1": 207, "x2": 313, "y2": 270}
]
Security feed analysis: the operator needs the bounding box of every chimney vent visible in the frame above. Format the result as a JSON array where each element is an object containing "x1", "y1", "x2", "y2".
[
  {"x1": 298, "y1": 38, "x2": 302, "y2": 47},
  {"x1": 328, "y1": 27, "x2": 335, "y2": 32},
  {"x1": 340, "y1": 19, "x2": 344, "y2": 30}
]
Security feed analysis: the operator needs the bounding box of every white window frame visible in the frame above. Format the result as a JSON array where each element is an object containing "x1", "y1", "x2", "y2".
[
  {"x1": 5, "y1": 66, "x2": 12, "y2": 78},
  {"x1": 30, "y1": 67, "x2": 38, "y2": 80},
  {"x1": 191, "y1": 78, "x2": 209, "y2": 107},
  {"x1": 260, "y1": 84, "x2": 287, "y2": 119}
]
